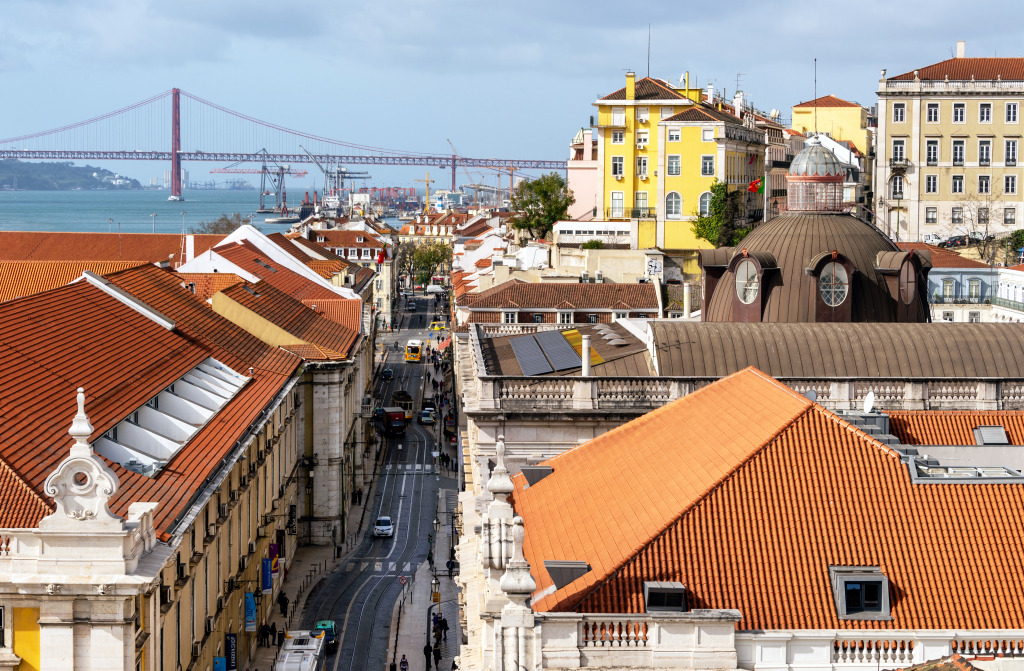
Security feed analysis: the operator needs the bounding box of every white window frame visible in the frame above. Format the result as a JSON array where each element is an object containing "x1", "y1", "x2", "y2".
[
  {"x1": 828, "y1": 566, "x2": 891, "y2": 620},
  {"x1": 667, "y1": 127, "x2": 681, "y2": 142},
  {"x1": 611, "y1": 130, "x2": 624, "y2": 144},
  {"x1": 666, "y1": 192, "x2": 682, "y2": 219},
  {"x1": 953, "y1": 103, "x2": 965, "y2": 123},
  {"x1": 926, "y1": 103, "x2": 940, "y2": 123},
  {"x1": 701, "y1": 155, "x2": 715, "y2": 176},
  {"x1": 698, "y1": 192, "x2": 713, "y2": 217},
  {"x1": 980, "y1": 207, "x2": 990, "y2": 224},
  {"x1": 979, "y1": 102, "x2": 993, "y2": 123},
  {"x1": 1007, "y1": 175, "x2": 1017, "y2": 195},
  {"x1": 952, "y1": 139, "x2": 965, "y2": 165},
  {"x1": 611, "y1": 107, "x2": 626, "y2": 126},
  {"x1": 891, "y1": 175, "x2": 904, "y2": 198},
  {"x1": 635, "y1": 191, "x2": 648, "y2": 210},
  {"x1": 979, "y1": 140, "x2": 992, "y2": 165},
  {"x1": 635, "y1": 156, "x2": 648, "y2": 176},
  {"x1": 1007, "y1": 139, "x2": 1018, "y2": 165},
  {"x1": 636, "y1": 130, "x2": 649, "y2": 146},
  {"x1": 644, "y1": 581, "x2": 688, "y2": 612},
  {"x1": 925, "y1": 206, "x2": 937, "y2": 223},
  {"x1": 969, "y1": 311, "x2": 982, "y2": 323},
  {"x1": 925, "y1": 174, "x2": 937, "y2": 194},
  {"x1": 1006, "y1": 207, "x2": 1017, "y2": 225},
  {"x1": 361, "y1": 248, "x2": 372, "y2": 259},
  {"x1": 502, "y1": 311, "x2": 516, "y2": 324},
  {"x1": 952, "y1": 206, "x2": 964, "y2": 223},
  {"x1": 979, "y1": 175, "x2": 991, "y2": 195},
  {"x1": 611, "y1": 156, "x2": 624, "y2": 177},
  {"x1": 942, "y1": 311, "x2": 955, "y2": 322},
  {"x1": 1009, "y1": 102, "x2": 1020, "y2": 124},
  {"x1": 610, "y1": 191, "x2": 624, "y2": 218},
  {"x1": 636, "y1": 107, "x2": 650, "y2": 123},
  {"x1": 926, "y1": 140, "x2": 938, "y2": 165},
  {"x1": 667, "y1": 155, "x2": 681, "y2": 176},
  {"x1": 558, "y1": 311, "x2": 573, "y2": 324},
  {"x1": 952, "y1": 175, "x2": 964, "y2": 194},
  {"x1": 612, "y1": 311, "x2": 629, "y2": 322},
  {"x1": 702, "y1": 128, "x2": 714, "y2": 142},
  {"x1": 891, "y1": 139, "x2": 905, "y2": 161},
  {"x1": 892, "y1": 103, "x2": 906, "y2": 123}
]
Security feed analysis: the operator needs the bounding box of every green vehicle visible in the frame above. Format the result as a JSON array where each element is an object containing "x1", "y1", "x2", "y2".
[{"x1": 312, "y1": 620, "x2": 338, "y2": 651}]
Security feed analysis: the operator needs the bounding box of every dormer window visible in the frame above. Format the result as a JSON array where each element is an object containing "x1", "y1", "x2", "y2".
[
  {"x1": 829, "y1": 566, "x2": 891, "y2": 620},
  {"x1": 819, "y1": 262, "x2": 849, "y2": 307},
  {"x1": 643, "y1": 581, "x2": 687, "y2": 612},
  {"x1": 317, "y1": 236, "x2": 325, "y2": 243},
  {"x1": 735, "y1": 258, "x2": 759, "y2": 304},
  {"x1": 357, "y1": 236, "x2": 365, "y2": 242}
]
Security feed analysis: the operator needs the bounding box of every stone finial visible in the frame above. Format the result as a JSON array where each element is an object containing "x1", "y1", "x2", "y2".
[
  {"x1": 40, "y1": 388, "x2": 123, "y2": 529},
  {"x1": 486, "y1": 435, "x2": 514, "y2": 500},
  {"x1": 499, "y1": 516, "x2": 536, "y2": 599}
]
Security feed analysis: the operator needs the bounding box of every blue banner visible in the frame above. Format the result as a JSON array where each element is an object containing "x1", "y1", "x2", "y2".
[
  {"x1": 213, "y1": 657, "x2": 226, "y2": 671},
  {"x1": 225, "y1": 633, "x2": 238, "y2": 670},
  {"x1": 244, "y1": 593, "x2": 257, "y2": 632},
  {"x1": 261, "y1": 558, "x2": 273, "y2": 594}
]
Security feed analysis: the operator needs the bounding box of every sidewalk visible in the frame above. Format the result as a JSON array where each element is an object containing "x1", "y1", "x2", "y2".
[{"x1": 386, "y1": 487, "x2": 462, "y2": 671}]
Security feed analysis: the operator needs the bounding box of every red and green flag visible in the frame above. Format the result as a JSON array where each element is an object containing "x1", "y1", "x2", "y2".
[{"x1": 747, "y1": 177, "x2": 764, "y2": 194}]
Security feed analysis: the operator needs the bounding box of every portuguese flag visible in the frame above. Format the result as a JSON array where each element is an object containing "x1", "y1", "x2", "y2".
[{"x1": 747, "y1": 177, "x2": 764, "y2": 194}]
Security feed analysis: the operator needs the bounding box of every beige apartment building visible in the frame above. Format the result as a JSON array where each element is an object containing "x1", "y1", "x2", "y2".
[{"x1": 877, "y1": 42, "x2": 1024, "y2": 243}]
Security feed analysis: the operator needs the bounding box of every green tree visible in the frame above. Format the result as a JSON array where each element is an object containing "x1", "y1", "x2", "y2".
[
  {"x1": 690, "y1": 179, "x2": 751, "y2": 247},
  {"x1": 508, "y1": 172, "x2": 575, "y2": 240},
  {"x1": 581, "y1": 239, "x2": 604, "y2": 249},
  {"x1": 1006, "y1": 229, "x2": 1024, "y2": 265},
  {"x1": 413, "y1": 240, "x2": 453, "y2": 279},
  {"x1": 190, "y1": 212, "x2": 250, "y2": 234}
]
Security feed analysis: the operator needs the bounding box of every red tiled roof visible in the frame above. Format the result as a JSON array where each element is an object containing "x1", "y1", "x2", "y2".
[
  {"x1": 0, "y1": 231, "x2": 224, "y2": 263},
  {"x1": 475, "y1": 258, "x2": 492, "y2": 268},
  {"x1": 887, "y1": 410, "x2": 1024, "y2": 445},
  {"x1": 0, "y1": 260, "x2": 141, "y2": 302},
  {"x1": 218, "y1": 281, "x2": 359, "y2": 360},
  {"x1": 664, "y1": 104, "x2": 742, "y2": 125},
  {"x1": 894, "y1": 243, "x2": 990, "y2": 268},
  {"x1": 600, "y1": 77, "x2": 685, "y2": 101},
  {"x1": 287, "y1": 235, "x2": 344, "y2": 261},
  {"x1": 465, "y1": 280, "x2": 659, "y2": 310},
  {"x1": 176, "y1": 272, "x2": 245, "y2": 301},
  {"x1": 214, "y1": 240, "x2": 342, "y2": 301},
  {"x1": 0, "y1": 456, "x2": 52, "y2": 527},
  {"x1": 302, "y1": 298, "x2": 363, "y2": 332},
  {"x1": 889, "y1": 57, "x2": 1024, "y2": 82},
  {"x1": 514, "y1": 367, "x2": 1024, "y2": 630},
  {"x1": 793, "y1": 94, "x2": 862, "y2": 108},
  {"x1": 306, "y1": 259, "x2": 350, "y2": 279},
  {"x1": 306, "y1": 230, "x2": 385, "y2": 249}
]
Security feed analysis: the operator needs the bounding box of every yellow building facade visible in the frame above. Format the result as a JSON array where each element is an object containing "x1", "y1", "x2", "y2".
[
  {"x1": 877, "y1": 43, "x2": 1024, "y2": 242},
  {"x1": 792, "y1": 95, "x2": 872, "y2": 155},
  {"x1": 593, "y1": 73, "x2": 765, "y2": 277}
]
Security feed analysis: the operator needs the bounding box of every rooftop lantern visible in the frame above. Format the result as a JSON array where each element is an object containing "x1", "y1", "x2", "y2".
[{"x1": 786, "y1": 136, "x2": 846, "y2": 212}]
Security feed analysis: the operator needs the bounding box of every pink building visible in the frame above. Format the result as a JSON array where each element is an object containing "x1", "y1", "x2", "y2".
[{"x1": 567, "y1": 128, "x2": 600, "y2": 221}]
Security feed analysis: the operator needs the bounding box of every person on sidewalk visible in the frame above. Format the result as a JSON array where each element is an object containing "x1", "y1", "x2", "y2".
[
  {"x1": 400, "y1": 655, "x2": 409, "y2": 671},
  {"x1": 277, "y1": 591, "x2": 289, "y2": 617},
  {"x1": 446, "y1": 559, "x2": 454, "y2": 579},
  {"x1": 441, "y1": 617, "x2": 449, "y2": 642},
  {"x1": 423, "y1": 643, "x2": 432, "y2": 671},
  {"x1": 433, "y1": 644, "x2": 442, "y2": 670},
  {"x1": 269, "y1": 621, "x2": 277, "y2": 648},
  {"x1": 258, "y1": 623, "x2": 268, "y2": 646}
]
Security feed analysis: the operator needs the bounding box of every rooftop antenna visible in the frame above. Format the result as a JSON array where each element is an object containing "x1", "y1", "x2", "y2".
[
  {"x1": 735, "y1": 72, "x2": 746, "y2": 92},
  {"x1": 647, "y1": 24, "x2": 651, "y2": 78},
  {"x1": 814, "y1": 57, "x2": 818, "y2": 135}
]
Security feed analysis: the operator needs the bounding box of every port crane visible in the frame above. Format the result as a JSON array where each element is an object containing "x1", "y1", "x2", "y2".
[
  {"x1": 211, "y1": 149, "x2": 308, "y2": 212},
  {"x1": 299, "y1": 145, "x2": 370, "y2": 211},
  {"x1": 413, "y1": 171, "x2": 435, "y2": 215}
]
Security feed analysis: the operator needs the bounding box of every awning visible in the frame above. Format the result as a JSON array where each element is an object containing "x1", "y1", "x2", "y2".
[{"x1": 439, "y1": 337, "x2": 452, "y2": 350}]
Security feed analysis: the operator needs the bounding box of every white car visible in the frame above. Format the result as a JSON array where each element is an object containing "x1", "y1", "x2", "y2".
[
  {"x1": 373, "y1": 516, "x2": 394, "y2": 537},
  {"x1": 922, "y1": 233, "x2": 945, "y2": 245}
]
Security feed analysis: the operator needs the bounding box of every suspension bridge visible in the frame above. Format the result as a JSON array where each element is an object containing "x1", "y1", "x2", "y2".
[{"x1": 0, "y1": 88, "x2": 567, "y2": 200}]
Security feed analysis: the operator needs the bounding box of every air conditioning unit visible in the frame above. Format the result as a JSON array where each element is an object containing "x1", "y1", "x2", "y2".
[
  {"x1": 192, "y1": 642, "x2": 202, "y2": 659},
  {"x1": 238, "y1": 556, "x2": 249, "y2": 572},
  {"x1": 248, "y1": 541, "x2": 257, "y2": 555},
  {"x1": 615, "y1": 175, "x2": 623, "y2": 181},
  {"x1": 637, "y1": 142, "x2": 647, "y2": 149},
  {"x1": 216, "y1": 596, "x2": 224, "y2": 612},
  {"x1": 206, "y1": 524, "x2": 216, "y2": 540},
  {"x1": 229, "y1": 490, "x2": 239, "y2": 502},
  {"x1": 176, "y1": 563, "x2": 188, "y2": 582},
  {"x1": 219, "y1": 503, "x2": 228, "y2": 520},
  {"x1": 257, "y1": 526, "x2": 269, "y2": 538},
  {"x1": 226, "y1": 577, "x2": 236, "y2": 593},
  {"x1": 160, "y1": 585, "x2": 173, "y2": 604},
  {"x1": 595, "y1": 271, "x2": 604, "y2": 283},
  {"x1": 581, "y1": 271, "x2": 589, "y2": 284},
  {"x1": 639, "y1": 173, "x2": 649, "y2": 180},
  {"x1": 239, "y1": 474, "x2": 249, "y2": 488},
  {"x1": 205, "y1": 616, "x2": 216, "y2": 634}
]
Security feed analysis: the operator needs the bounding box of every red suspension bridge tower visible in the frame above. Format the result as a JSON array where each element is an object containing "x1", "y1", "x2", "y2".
[{"x1": 169, "y1": 88, "x2": 183, "y2": 201}]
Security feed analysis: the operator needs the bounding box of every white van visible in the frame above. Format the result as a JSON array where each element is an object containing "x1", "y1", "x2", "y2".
[
  {"x1": 426, "y1": 284, "x2": 444, "y2": 294},
  {"x1": 274, "y1": 630, "x2": 326, "y2": 671}
]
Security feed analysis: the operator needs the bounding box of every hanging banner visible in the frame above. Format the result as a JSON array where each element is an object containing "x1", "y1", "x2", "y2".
[
  {"x1": 269, "y1": 543, "x2": 280, "y2": 575},
  {"x1": 213, "y1": 657, "x2": 226, "y2": 671},
  {"x1": 262, "y1": 558, "x2": 273, "y2": 594},
  {"x1": 244, "y1": 593, "x2": 257, "y2": 632},
  {"x1": 225, "y1": 633, "x2": 238, "y2": 670}
]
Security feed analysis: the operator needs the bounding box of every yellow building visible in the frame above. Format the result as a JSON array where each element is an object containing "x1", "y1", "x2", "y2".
[
  {"x1": 877, "y1": 41, "x2": 1024, "y2": 242},
  {"x1": 593, "y1": 73, "x2": 765, "y2": 277}
]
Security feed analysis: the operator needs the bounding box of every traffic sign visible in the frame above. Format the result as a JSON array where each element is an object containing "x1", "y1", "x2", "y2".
[
  {"x1": 399, "y1": 575, "x2": 407, "y2": 585},
  {"x1": 432, "y1": 592, "x2": 441, "y2": 603}
]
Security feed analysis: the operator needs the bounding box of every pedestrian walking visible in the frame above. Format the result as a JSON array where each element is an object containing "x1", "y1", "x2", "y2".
[
  {"x1": 269, "y1": 621, "x2": 277, "y2": 647},
  {"x1": 441, "y1": 617, "x2": 449, "y2": 642},
  {"x1": 427, "y1": 550, "x2": 433, "y2": 568},
  {"x1": 258, "y1": 623, "x2": 268, "y2": 646},
  {"x1": 446, "y1": 559, "x2": 455, "y2": 579},
  {"x1": 400, "y1": 655, "x2": 409, "y2": 671},
  {"x1": 433, "y1": 644, "x2": 442, "y2": 670},
  {"x1": 423, "y1": 643, "x2": 433, "y2": 671},
  {"x1": 277, "y1": 591, "x2": 289, "y2": 617}
]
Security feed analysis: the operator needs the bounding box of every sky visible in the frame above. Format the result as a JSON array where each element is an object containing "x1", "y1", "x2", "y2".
[{"x1": 3, "y1": 0, "x2": 1024, "y2": 191}]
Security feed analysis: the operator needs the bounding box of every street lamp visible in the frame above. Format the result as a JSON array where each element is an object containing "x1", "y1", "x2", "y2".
[
  {"x1": 150, "y1": 212, "x2": 157, "y2": 233},
  {"x1": 433, "y1": 517, "x2": 440, "y2": 534}
]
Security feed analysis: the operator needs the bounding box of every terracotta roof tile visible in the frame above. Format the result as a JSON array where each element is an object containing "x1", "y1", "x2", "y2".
[
  {"x1": 0, "y1": 260, "x2": 141, "y2": 302},
  {"x1": 664, "y1": 104, "x2": 742, "y2": 125},
  {"x1": 176, "y1": 272, "x2": 245, "y2": 301},
  {"x1": 288, "y1": 235, "x2": 344, "y2": 261},
  {"x1": 600, "y1": 77, "x2": 686, "y2": 101},
  {"x1": 889, "y1": 57, "x2": 1024, "y2": 82},
  {"x1": 302, "y1": 298, "x2": 363, "y2": 332},
  {"x1": 514, "y1": 367, "x2": 1024, "y2": 630},
  {"x1": 305, "y1": 230, "x2": 385, "y2": 249},
  {"x1": 214, "y1": 240, "x2": 341, "y2": 301},
  {"x1": 0, "y1": 231, "x2": 224, "y2": 263},
  {"x1": 0, "y1": 456, "x2": 52, "y2": 527},
  {"x1": 793, "y1": 94, "x2": 862, "y2": 108},
  {"x1": 465, "y1": 279, "x2": 659, "y2": 310},
  {"x1": 887, "y1": 410, "x2": 1024, "y2": 445}
]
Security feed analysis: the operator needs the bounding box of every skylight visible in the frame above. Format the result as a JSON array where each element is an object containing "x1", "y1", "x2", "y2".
[
  {"x1": 974, "y1": 425, "x2": 1009, "y2": 445},
  {"x1": 93, "y1": 357, "x2": 248, "y2": 477}
]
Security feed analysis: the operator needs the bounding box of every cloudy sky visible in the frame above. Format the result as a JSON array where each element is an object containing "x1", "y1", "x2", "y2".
[{"x1": 2, "y1": 0, "x2": 1024, "y2": 187}]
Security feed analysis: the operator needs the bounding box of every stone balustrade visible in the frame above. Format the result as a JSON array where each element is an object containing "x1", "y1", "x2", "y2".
[{"x1": 882, "y1": 80, "x2": 1024, "y2": 93}]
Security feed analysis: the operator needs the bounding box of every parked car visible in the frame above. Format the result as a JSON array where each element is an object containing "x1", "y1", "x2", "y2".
[
  {"x1": 312, "y1": 620, "x2": 339, "y2": 651},
  {"x1": 941, "y1": 235, "x2": 968, "y2": 248},
  {"x1": 374, "y1": 516, "x2": 394, "y2": 537},
  {"x1": 969, "y1": 230, "x2": 995, "y2": 243},
  {"x1": 419, "y1": 409, "x2": 436, "y2": 425},
  {"x1": 922, "y1": 233, "x2": 945, "y2": 245}
]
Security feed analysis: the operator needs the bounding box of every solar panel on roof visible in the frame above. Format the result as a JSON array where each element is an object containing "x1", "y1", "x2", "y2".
[
  {"x1": 509, "y1": 335, "x2": 553, "y2": 375},
  {"x1": 535, "y1": 329, "x2": 582, "y2": 371}
]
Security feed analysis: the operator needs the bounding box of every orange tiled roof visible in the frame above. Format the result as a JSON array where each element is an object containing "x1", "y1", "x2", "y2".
[
  {"x1": 214, "y1": 240, "x2": 342, "y2": 301},
  {"x1": 288, "y1": 235, "x2": 345, "y2": 261},
  {"x1": 0, "y1": 456, "x2": 52, "y2": 527},
  {"x1": 514, "y1": 367, "x2": 1024, "y2": 630},
  {"x1": 176, "y1": 272, "x2": 245, "y2": 301},
  {"x1": 793, "y1": 94, "x2": 862, "y2": 108},
  {"x1": 465, "y1": 279, "x2": 659, "y2": 310},
  {"x1": 890, "y1": 57, "x2": 1024, "y2": 82},
  {"x1": 306, "y1": 259, "x2": 350, "y2": 279},
  {"x1": 664, "y1": 104, "x2": 742, "y2": 125},
  {"x1": 306, "y1": 230, "x2": 385, "y2": 249},
  {"x1": 219, "y1": 281, "x2": 359, "y2": 360},
  {"x1": 600, "y1": 77, "x2": 686, "y2": 101},
  {"x1": 0, "y1": 231, "x2": 224, "y2": 263},
  {"x1": 475, "y1": 258, "x2": 492, "y2": 268},
  {"x1": 894, "y1": 243, "x2": 990, "y2": 268},
  {"x1": 302, "y1": 298, "x2": 363, "y2": 332},
  {"x1": 887, "y1": 410, "x2": 1024, "y2": 445},
  {"x1": 0, "y1": 260, "x2": 141, "y2": 302}
]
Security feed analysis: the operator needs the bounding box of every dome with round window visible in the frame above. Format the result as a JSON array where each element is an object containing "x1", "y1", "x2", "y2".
[{"x1": 699, "y1": 141, "x2": 932, "y2": 323}]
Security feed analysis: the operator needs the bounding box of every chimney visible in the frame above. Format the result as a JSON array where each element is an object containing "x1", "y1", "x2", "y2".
[
  {"x1": 733, "y1": 90, "x2": 745, "y2": 117},
  {"x1": 626, "y1": 72, "x2": 636, "y2": 101},
  {"x1": 956, "y1": 41, "x2": 965, "y2": 58},
  {"x1": 706, "y1": 82, "x2": 715, "y2": 103},
  {"x1": 581, "y1": 334, "x2": 592, "y2": 376},
  {"x1": 683, "y1": 281, "x2": 691, "y2": 317}
]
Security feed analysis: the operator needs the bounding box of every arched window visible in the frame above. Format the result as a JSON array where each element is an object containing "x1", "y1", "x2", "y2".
[
  {"x1": 666, "y1": 192, "x2": 681, "y2": 218},
  {"x1": 698, "y1": 192, "x2": 713, "y2": 217},
  {"x1": 819, "y1": 262, "x2": 849, "y2": 307},
  {"x1": 899, "y1": 262, "x2": 917, "y2": 305},
  {"x1": 735, "y1": 258, "x2": 759, "y2": 304}
]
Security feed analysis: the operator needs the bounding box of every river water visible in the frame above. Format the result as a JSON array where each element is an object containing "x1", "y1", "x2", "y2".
[{"x1": 0, "y1": 189, "x2": 370, "y2": 234}]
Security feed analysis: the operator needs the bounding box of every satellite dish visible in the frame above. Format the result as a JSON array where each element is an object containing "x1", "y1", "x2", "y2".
[
  {"x1": 863, "y1": 391, "x2": 876, "y2": 414},
  {"x1": 803, "y1": 389, "x2": 818, "y2": 403}
]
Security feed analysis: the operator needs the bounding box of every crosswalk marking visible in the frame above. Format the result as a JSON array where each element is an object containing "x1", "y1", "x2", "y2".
[
  {"x1": 389, "y1": 562, "x2": 396, "y2": 571},
  {"x1": 361, "y1": 562, "x2": 368, "y2": 571},
  {"x1": 347, "y1": 562, "x2": 355, "y2": 571},
  {"x1": 403, "y1": 562, "x2": 410, "y2": 572}
]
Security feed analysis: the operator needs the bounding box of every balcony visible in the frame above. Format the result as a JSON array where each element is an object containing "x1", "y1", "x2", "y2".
[
  {"x1": 1009, "y1": 158, "x2": 1017, "y2": 167},
  {"x1": 926, "y1": 158, "x2": 938, "y2": 166},
  {"x1": 953, "y1": 157, "x2": 965, "y2": 166},
  {"x1": 889, "y1": 158, "x2": 911, "y2": 171},
  {"x1": 604, "y1": 207, "x2": 655, "y2": 220},
  {"x1": 993, "y1": 296, "x2": 1024, "y2": 312},
  {"x1": 891, "y1": 191, "x2": 905, "y2": 200},
  {"x1": 930, "y1": 295, "x2": 990, "y2": 305},
  {"x1": 980, "y1": 157, "x2": 991, "y2": 166}
]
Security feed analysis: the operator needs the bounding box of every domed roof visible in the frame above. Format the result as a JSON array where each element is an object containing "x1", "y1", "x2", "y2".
[
  {"x1": 789, "y1": 136, "x2": 845, "y2": 177},
  {"x1": 702, "y1": 212, "x2": 930, "y2": 323}
]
